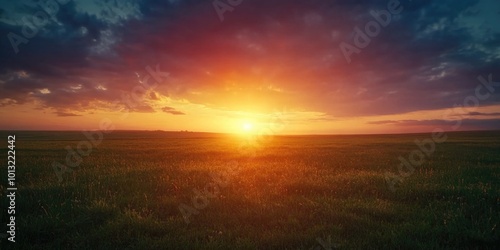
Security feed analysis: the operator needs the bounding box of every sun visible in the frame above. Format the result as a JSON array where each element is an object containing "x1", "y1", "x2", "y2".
[
  {"x1": 232, "y1": 119, "x2": 258, "y2": 135},
  {"x1": 242, "y1": 122, "x2": 253, "y2": 132}
]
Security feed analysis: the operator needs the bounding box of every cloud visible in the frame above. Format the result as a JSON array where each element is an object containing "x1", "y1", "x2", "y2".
[
  {"x1": 0, "y1": 0, "x2": 499, "y2": 120},
  {"x1": 467, "y1": 111, "x2": 500, "y2": 116},
  {"x1": 162, "y1": 106, "x2": 185, "y2": 115},
  {"x1": 367, "y1": 120, "x2": 399, "y2": 125},
  {"x1": 53, "y1": 111, "x2": 81, "y2": 117},
  {"x1": 368, "y1": 118, "x2": 500, "y2": 131},
  {"x1": 130, "y1": 105, "x2": 156, "y2": 113}
]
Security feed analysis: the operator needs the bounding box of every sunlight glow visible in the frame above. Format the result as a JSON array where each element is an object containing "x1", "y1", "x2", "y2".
[{"x1": 243, "y1": 122, "x2": 253, "y2": 132}]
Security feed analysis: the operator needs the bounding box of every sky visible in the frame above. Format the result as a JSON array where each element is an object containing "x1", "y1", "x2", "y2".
[{"x1": 0, "y1": 0, "x2": 499, "y2": 134}]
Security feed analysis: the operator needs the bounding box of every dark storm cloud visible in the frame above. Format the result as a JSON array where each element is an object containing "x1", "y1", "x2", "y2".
[
  {"x1": 55, "y1": 1, "x2": 108, "y2": 40},
  {"x1": 0, "y1": 0, "x2": 499, "y2": 121},
  {"x1": 0, "y1": 2, "x2": 101, "y2": 73}
]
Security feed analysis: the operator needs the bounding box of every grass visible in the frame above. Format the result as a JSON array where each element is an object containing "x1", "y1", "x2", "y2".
[{"x1": 0, "y1": 130, "x2": 499, "y2": 249}]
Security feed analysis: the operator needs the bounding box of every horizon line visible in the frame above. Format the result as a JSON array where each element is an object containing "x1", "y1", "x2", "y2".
[{"x1": 0, "y1": 128, "x2": 499, "y2": 137}]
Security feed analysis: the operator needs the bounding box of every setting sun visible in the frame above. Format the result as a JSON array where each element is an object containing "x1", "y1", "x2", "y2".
[{"x1": 242, "y1": 122, "x2": 254, "y2": 132}]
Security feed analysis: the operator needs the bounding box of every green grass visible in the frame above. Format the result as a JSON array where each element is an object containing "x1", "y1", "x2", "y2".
[{"x1": 1, "y1": 130, "x2": 499, "y2": 249}]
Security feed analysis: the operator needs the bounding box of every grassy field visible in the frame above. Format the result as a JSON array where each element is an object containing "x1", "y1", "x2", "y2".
[{"x1": 1, "y1": 130, "x2": 499, "y2": 249}]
